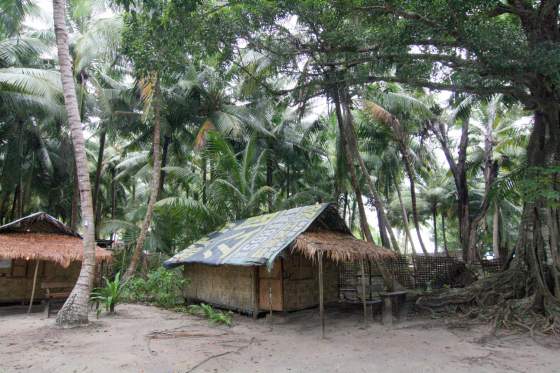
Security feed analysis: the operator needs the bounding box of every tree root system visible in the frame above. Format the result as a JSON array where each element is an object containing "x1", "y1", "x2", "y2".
[{"x1": 416, "y1": 267, "x2": 560, "y2": 335}]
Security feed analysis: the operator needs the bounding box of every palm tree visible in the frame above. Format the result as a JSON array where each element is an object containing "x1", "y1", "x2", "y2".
[
  {"x1": 364, "y1": 84, "x2": 434, "y2": 255},
  {"x1": 206, "y1": 132, "x2": 275, "y2": 220},
  {"x1": 124, "y1": 74, "x2": 163, "y2": 281},
  {"x1": 52, "y1": 0, "x2": 96, "y2": 326}
]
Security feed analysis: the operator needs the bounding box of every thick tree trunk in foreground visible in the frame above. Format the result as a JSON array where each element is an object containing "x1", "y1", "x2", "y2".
[
  {"x1": 124, "y1": 75, "x2": 162, "y2": 281},
  {"x1": 420, "y1": 106, "x2": 560, "y2": 329},
  {"x1": 53, "y1": 0, "x2": 96, "y2": 326}
]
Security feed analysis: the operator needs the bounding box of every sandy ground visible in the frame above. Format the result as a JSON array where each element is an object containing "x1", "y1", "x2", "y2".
[{"x1": 0, "y1": 303, "x2": 558, "y2": 373}]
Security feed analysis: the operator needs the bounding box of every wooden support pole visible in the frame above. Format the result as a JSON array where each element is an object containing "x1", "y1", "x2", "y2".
[
  {"x1": 252, "y1": 266, "x2": 259, "y2": 320},
  {"x1": 27, "y1": 260, "x2": 40, "y2": 314},
  {"x1": 268, "y1": 284, "x2": 273, "y2": 330},
  {"x1": 360, "y1": 259, "x2": 368, "y2": 326},
  {"x1": 318, "y1": 251, "x2": 325, "y2": 339}
]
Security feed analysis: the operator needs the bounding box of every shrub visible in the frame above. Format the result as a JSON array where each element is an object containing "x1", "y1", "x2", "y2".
[
  {"x1": 91, "y1": 272, "x2": 125, "y2": 315},
  {"x1": 183, "y1": 303, "x2": 233, "y2": 326},
  {"x1": 123, "y1": 267, "x2": 186, "y2": 308}
]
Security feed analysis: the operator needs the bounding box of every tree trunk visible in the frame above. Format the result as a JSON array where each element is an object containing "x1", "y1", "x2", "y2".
[
  {"x1": 338, "y1": 88, "x2": 400, "y2": 252},
  {"x1": 376, "y1": 206, "x2": 390, "y2": 248},
  {"x1": 70, "y1": 161, "x2": 79, "y2": 232},
  {"x1": 492, "y1": 203, "x2": 500, "y2": 258},
  {"x1": 111, "y1": 168, "x2": 117, "y2": 220},
  {"x1": 201, "y1": 156, "x2": 207, "y2": 205},
  {"x1": 124, "y1": 74, "x2": 162, "y2": 281},
  {"x1": 53, "y1": 0, "x2": 96, "y2": 326},
  {"x1": 332, "y1": 87, "x2": 396, "y2": 291},
  {"x1": 395, "y1": 179, "x2": 416, "y2": 254},
  {"x1": 401, "y1": 150, "x2": 428, "y2": 255},
  {"x1": 93, "y1": 127, "x2": 106, "y2": 239},
  {"x1": 441, "y1": 213, "x2": 449, "y2": 256},
  {"x1": 433, "y1": 206, "x2": 438, "y2": 254},
  {"x1": 285, "y1": 163, "x2": 289, "y2": 198},
  {"x1": 430, "y1": 117, "x2": 473, "y2": 262},
  {"x1": 266, "y1": 144, "x2": 273, "y2": 211},
  {"x1": 159, "y1": 134, "x2": 171, "y2": 196}
]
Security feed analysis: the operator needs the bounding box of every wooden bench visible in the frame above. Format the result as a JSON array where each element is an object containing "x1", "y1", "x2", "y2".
[{"x1": 41, "y1": 282, "x2": 74, "y2": 318}]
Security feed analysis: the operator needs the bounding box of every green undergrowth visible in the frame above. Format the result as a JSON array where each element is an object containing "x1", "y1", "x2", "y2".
[
  {"x1": 175, "y1": 303, "x2": 234, "y2": 326},
  {"x1": 123, "y1": 268, "x2": 187, "y2": 308}
]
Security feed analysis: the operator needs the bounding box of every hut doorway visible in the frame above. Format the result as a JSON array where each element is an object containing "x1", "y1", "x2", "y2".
[{"x1": 258, "y1": 260, "x2": 283, "y2": 311}]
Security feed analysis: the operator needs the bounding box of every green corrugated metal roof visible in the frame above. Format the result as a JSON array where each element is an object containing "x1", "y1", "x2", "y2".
[{"x1": 164, "y1": 203, "x2": 335, "y2": 268}]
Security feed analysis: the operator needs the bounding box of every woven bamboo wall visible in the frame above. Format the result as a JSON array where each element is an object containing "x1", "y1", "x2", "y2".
[
  {"x1": 183, "y1": 263, "x2": 254, "y2": 313},
  {"x1": 0, "y1": 260, "x2": 80, "y2": 303},
  {"x1": 282, "y1": 253, "x2": 338, "y2": 311}
]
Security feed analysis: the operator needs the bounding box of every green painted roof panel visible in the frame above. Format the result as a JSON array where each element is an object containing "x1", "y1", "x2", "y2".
[{"x1": 164, "y1": 203, "x2": 331, "y2": 268}]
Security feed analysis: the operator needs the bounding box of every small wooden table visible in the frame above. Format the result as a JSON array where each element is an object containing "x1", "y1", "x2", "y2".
[{"x1": 379, "y1": 291, "x2": 408, "y2": 318}]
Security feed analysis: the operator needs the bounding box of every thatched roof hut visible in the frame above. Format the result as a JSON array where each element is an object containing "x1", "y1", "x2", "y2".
[
  {"x1": 165, "y1": 203, "x2": 394, "y2": 320},
  {"x1": 0, "y1": 212, "x2": 111, "y2": 305},
  {"x1": 0, "y1": 212, "x2": 112, "y2": 268}
]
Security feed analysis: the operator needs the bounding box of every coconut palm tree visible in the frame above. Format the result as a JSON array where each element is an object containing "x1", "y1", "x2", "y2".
[{"x1": 52, "y1": 0, "x2": 96, "y2": 326}]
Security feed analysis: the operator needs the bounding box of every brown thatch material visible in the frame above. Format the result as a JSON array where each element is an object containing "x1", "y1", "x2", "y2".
[
  {"x1": 293, "y1": 231, "x2": 396, "y2": 263},
  {"x1": 0, "y1": 233, "x2": 112, "y2": 268}
]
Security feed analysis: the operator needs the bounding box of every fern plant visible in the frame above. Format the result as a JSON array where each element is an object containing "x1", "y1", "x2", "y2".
[{"x1": 186, "y1": 303, "x2": 233, "y2": 326}]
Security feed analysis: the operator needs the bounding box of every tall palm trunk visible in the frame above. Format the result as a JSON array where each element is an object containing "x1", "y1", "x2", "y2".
[
  {"x1": 93, "y1": 126, "x2": 106, "y2": 238},
  {"x1": 492, "y1": 203, "x2": 500, "y2": 258},
  {"x1": 158, "y1": 135, "x2": 171, "y2": 196},
  {"x1": 441, "y1": 213, "x2": 449, "y2": 256},
  {"x1": 432, "y1": 205, "x2": 438, "y2": 254},
  {"x1": 124, "y1": 75, "x2": 162, "y2": 281},
  {"x1": 394, "y1": 179, "x2": 416, "y2": 253},
  {"x1": 339, "y1": 88, "x2": 400, "y2": 252},
  {"x1": 400, "y1": 149, "x2": 428, "y2": 255},
  {"x1": 53, "y1": 0, "x2": 96, "y2": 326},
  {"x1": 332, "y1": 87, "x2": 396, "y2": 291}
]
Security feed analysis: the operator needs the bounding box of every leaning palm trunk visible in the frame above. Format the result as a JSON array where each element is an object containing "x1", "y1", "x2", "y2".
[
  {"x1": 332, "y1": 86, "x2": 397, "y2": 291},
  {"x1": 53, "y1": 0, "x2": 96, "y2": 326},
  {"x1": 339, "y1": 89, "x2": 401, "y2": 252},
  {"x1": 124, "y1": 75, "x2": 162, "y2": 281}
]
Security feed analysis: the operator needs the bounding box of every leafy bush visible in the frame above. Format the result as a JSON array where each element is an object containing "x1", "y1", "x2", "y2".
[
  {"x1": 91, "y1": 272, "x2": 125, "y2": 315},
  {"x1": 183, "y1": 303, "x2": 233, "y2": 326},
  {"x1": 123, "y1": 268, "x2": 186, "y2": 308}
]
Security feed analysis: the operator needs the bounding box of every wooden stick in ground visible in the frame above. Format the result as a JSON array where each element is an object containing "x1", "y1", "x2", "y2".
[
  {"x1": 268, "y1": 284, "x2": 273, "y2": 329},
  {"x1": 318, "y1": 251, "x2": 325, "y2": 339},
  {"x1": 360, "y1": 259, "x2": 368, "y2": 326},
  {"x1": 27, "y1": 260, "x2": 40, "y2": 314},
  {"x1": 252, "y1": 266, "x2": 259, "y2": 320}
]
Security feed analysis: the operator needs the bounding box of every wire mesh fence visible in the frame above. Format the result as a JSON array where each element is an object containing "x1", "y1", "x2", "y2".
[{"x1": 338, "y1": 254, "x2": 496, "y2": 300}]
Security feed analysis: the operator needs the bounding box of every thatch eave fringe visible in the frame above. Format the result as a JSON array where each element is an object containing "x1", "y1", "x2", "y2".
[
  {"x1": 292, "y1": 231, "x2": 395, "y2": 263},
  {"x1": 0, "y1": 233, "x2": 112, "y2": 268}
]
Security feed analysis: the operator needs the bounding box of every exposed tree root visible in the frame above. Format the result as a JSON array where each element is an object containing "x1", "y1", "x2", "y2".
[{"x1": 416, "y1": 267, "x2": 560, "y2": 335}]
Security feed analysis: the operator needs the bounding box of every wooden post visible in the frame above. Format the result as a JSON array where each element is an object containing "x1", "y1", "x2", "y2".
[
  {"x1": 268, "y1": 284, "x2": 273, "y2": 330},
  {"x1": 27, "y1": 260, "x2": 40, "y2": 314},
  {"x1": 252, "y1": 266, "x2": 259, "y2": 320},
  {"x1": 318, "y1": 251, "x2": 325, "y2": 339},
  {"x1": 360, "y1": 259, "x2": 368, "y2": 326}
]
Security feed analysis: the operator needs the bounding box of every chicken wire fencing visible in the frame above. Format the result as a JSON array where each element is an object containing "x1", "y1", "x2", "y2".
[{"x1": 338, "y1": 254, "x2": 499, "y2": 301}]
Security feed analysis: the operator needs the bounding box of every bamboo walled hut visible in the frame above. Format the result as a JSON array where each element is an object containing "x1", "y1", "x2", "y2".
[
  {"x1": 164, "y1": 203, "x2": 394, "y2": 318},
  {"x1": 0, "y1": 212, "x2": 112, "y2": 305}
]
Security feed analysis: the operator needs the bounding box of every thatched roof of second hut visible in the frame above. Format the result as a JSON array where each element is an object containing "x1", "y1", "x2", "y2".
[{"x1": 0, "y1": 212, "x2": 112, "y2": 268}]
